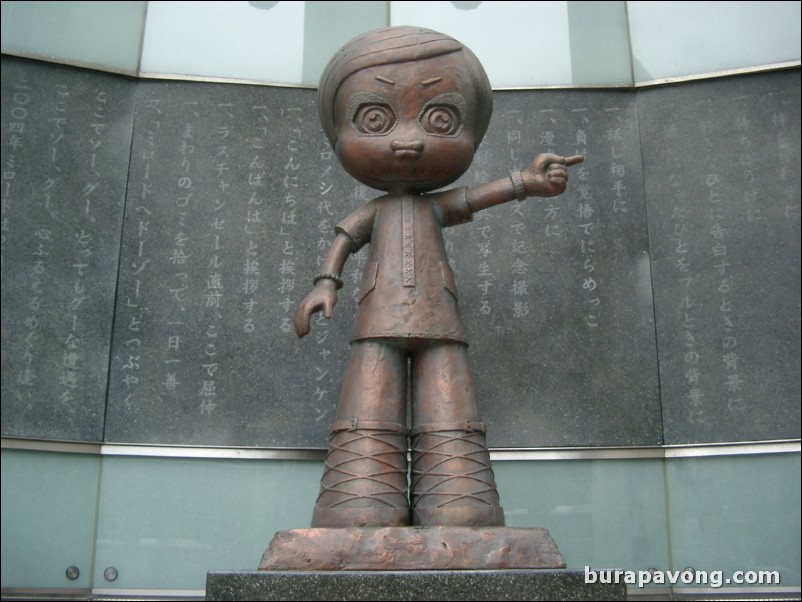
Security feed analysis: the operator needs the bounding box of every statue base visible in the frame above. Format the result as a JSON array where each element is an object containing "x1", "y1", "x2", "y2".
[
  {"x1": 205, "y1": 528, "x2": 627, "y2": 600},
  {"x1": 258, "y1": 526, "x2": 566, "y2": 571},
  {"x1": 206, "y1": 569, "x2": 627, "y2": 601}
]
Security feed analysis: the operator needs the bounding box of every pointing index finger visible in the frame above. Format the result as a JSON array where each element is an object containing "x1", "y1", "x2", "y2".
[{"x1": 565, "y1": 155, "x2": 584, "y2": 167}]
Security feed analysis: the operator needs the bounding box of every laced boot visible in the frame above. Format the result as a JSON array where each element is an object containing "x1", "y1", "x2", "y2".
[
  {"x1": 311, "y1": 419, "x2": 409, "y2": 527},
  {"x1": 410, "y1": 420, "x2": 505, "y2": 526}
]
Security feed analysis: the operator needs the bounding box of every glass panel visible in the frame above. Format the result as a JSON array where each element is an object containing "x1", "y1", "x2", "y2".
[
  {"x1": 5, "y1": 450, "x2": 798, "y2": 593},
  {"x1": 140, "y1": 1, "x2": 306, "y2": 82},
  {"x1": 93, "y1": 456, "x2": 321, "y2": 590},
  {"x1": 567, "y1": 1, "x2": 632, "y2": 86},
  {"x1": 300, "y1": 1, "x2": 388, "y2": 86},
  {"x1": 140, "y1": 1, "x2": 386, "y2": 85},
  {"x1": 1, "y1": 449, "x2": 101, "y2": 589},
  {"x1": 495, "y1": 459, "x2": 670, "y2": 573},
  {"x1": 628, "y1": 1, "x2": 802, "y2": 83},
  {"x1": 0, "y1": 1, "x2": 146, "y2": 73},
  {"x1": 666, "y1": 453, "x2": 801, "y2": 587},
  {"x1": 390, "y1": 1, "x2": 574, "y2": 87}
]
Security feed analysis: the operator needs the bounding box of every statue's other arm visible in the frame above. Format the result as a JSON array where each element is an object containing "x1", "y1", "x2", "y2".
[
  {"x1": 294, "y1": 200, "x2": 376, "y2": 338},
  {"x1": 294, "y1": 232, "x2": 352, "y2": 338}
]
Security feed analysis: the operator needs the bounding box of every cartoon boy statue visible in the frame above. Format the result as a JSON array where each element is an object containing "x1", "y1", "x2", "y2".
[{"x1": 295, "y1": 27, "x2": 582, "y2": 530}]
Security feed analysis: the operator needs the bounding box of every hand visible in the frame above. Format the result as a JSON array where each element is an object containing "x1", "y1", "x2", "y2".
[
  {"x1": 523, "y1": 153, "x2": 584, "y2": 198},
  {"x1": 294, "y1": 279, "x2": 338, "y2": 338}
]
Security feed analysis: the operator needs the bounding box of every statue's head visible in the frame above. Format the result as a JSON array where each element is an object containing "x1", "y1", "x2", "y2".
[{"x1": 318, "y1": 26, "x2": 493, "y2": 193}]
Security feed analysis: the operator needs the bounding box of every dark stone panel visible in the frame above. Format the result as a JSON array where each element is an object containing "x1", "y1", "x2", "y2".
[
  {"x1": 1, "y1": 57, "x2": 136, "y2": 442},
  {"x1": 640, "y1": 69, "x2": 801, "y2": 444},
  {"x1": 206, "y1": 570, "x2": 627, "y2": 601},
  {"x1": 104, "y1": 82, "x2": 356, "y2": 446},
  {"x1": 468, "y1": 90, "x2": 661, "y2": 447},
  {"x1": 103, "y1": 81, "x2": 661, "y2": 448},
  {"x1": 7, "y1": 56, "x2": 795, "y2": 449}
]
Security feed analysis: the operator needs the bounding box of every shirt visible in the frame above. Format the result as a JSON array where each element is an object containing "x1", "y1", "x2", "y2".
[{"x1": 336, "y1": 187, "x2": 473, "y2": 343}]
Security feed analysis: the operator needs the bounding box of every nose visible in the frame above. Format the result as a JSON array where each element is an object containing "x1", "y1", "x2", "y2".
[{"x1": 391, "y1": 139, "x2": 424, "y2": 158}]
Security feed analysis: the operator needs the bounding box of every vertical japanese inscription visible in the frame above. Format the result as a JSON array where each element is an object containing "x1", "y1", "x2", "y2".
[
  {"x1": 161, "y1": 102, "x2": 194, "y2": 401},
  {"x1": 243, "y1": 104, "x2": 268, "y2": 339},
  {"x1": 310, "y1": 131, "x2": 342, "y2": 426},
  {"x1": 1, "y1": 58, "x2": 134, "y2": 441},
  {"x1": 451, "y1": 91, "x2": 660, "y2": 447},
  {"x1": 3, "y1": 71, "x2": 37, "y2": 392},
  {"x1": 119, "y1": 96, "x2": 160, "y2": 407},
  {"x1": 572, "y1": 109, "x2": 596, "y2": 328},
  {"x1": 469, "y1": 143, "x2": 496, "y2": 318},
  {"x1": 278, "y1": 107, "x2": 302, "y2": 336},
  {"x1": 105, "y1": 84, "x2": 355, "y2": 446},
  {"x1": 505, "y1": 115, "x2": 531, "y2": 320},
  {"x1": 198, "y1": 104, "x2": 234, "y2": 416},
  {"x1": 642, "y1": 70, "x2": 801, "y2": 443}
]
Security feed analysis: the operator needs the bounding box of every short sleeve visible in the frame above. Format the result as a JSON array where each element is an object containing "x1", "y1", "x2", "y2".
[
  {"x1": 432, "y1": 186, "x2": 473, "y2": 228},
  {"x1": 335, "y1": 200, "x2": 376, "y2": 252}
]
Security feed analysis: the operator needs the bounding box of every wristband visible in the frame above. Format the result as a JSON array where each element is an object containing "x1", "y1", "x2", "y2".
[
  {"x1": 313, "y1": 273, "x2": 344, "y2": 289},
  {"x1": 510, "y1": 170, "x2": 527, "y2": 201}
]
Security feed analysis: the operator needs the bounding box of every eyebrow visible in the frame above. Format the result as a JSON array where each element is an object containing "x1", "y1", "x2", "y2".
[
  {"x1": 421, "y1": 76, "x2": 443, "y2": 87},
  {"x1": 375, "y1": 75, "x2": 395, "y2": 85}
]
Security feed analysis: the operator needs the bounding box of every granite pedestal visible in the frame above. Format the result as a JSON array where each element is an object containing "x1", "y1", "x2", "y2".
[{"x1": 206, "y1": 569, "x2": 627, "y2": 601}]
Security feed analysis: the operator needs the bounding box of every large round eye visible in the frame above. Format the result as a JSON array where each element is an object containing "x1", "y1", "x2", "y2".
[
  {"x1": 419, "y1": 105, "x2": 461, "y2": 136},
  {"x1": 353, "y1": 104, "x2": 396, "y2": 135}
]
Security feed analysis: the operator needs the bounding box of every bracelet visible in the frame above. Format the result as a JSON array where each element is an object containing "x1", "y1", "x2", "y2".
[
  {"x1": 510, "y1": 170, "x2": 527, "y2": 201},
  {"x1": 313, "y1": 272, "x2": 344, "y2": 289}
]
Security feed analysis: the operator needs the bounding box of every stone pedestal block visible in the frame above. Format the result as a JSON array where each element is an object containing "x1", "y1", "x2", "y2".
[{"x1": 206, "y1": 569, "x2": 627, "y2": 601}]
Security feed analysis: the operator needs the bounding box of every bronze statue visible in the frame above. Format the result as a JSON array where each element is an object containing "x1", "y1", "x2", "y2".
[{"x1": 262, "y1": 25, "x2": 581, "y2": 570}]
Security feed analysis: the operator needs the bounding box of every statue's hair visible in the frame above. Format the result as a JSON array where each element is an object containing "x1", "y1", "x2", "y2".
[{"x1": 318, "y1": 26, "x2": 493, "y2": 149}]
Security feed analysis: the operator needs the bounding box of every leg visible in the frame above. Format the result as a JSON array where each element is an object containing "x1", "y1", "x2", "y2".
[
  {"x1": 410, "y1": 342, "x2": 505, "y2": 526},
  {"x1": 311, "y1": 340, "x2": 409, "y2": 527}
]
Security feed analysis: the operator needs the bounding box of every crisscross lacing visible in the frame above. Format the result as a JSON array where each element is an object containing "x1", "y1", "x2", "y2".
[
  {"x1": 316, "y1": 429, "x2": 408, "y2": 508},
  {"x1": 410, "y1": 430, "x2": 498, "y2": 509}
]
